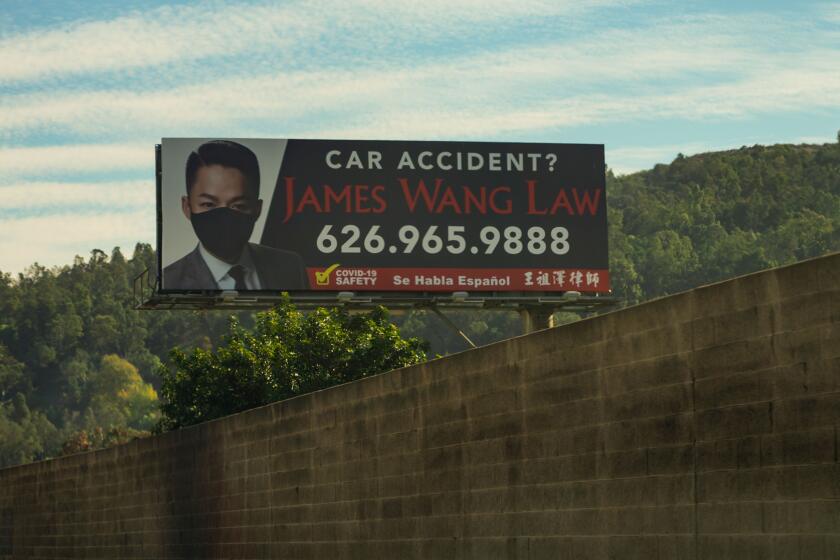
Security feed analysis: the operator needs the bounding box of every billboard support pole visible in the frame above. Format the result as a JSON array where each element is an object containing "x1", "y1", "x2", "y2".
[{"x1": 520, "y1": 307, "x2": 555, "y2": 334}]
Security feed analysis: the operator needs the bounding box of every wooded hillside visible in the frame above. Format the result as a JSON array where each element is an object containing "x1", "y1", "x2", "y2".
[{"x1": 2, "y1": 140, "x2": 838, "y2": 467}]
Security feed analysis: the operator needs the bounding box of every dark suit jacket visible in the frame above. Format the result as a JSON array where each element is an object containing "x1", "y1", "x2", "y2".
[{"x1": 163, "y1": 243, "x2": 309, "y2": 291}]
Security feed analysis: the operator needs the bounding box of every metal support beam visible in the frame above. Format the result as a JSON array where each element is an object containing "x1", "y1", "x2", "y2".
[
  {"x1": 430, "y1": 308, "x2": 477, "y2": 349},
  {"x1": 135, "y1": 268, "x2": 621, "y2": 313}
]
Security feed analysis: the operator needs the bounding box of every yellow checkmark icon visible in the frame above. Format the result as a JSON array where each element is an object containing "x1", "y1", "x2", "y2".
[{"x1": 315, "y1": 263, "x2": 341, "y2": 285}]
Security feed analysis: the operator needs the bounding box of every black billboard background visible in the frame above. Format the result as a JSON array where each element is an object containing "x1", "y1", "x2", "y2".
[{"x1": 260, "y1": 140, "x2": 607, "y2": 270}]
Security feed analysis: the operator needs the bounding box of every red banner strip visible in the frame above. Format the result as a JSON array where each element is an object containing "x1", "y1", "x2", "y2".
[{"x1": 305, "y1": 267, "x2": 610, "y2": 292}]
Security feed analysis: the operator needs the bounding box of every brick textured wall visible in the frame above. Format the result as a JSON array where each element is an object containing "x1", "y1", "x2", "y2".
[{"x1": 2, "y1": 253, "x2": 840, "y2": 559}]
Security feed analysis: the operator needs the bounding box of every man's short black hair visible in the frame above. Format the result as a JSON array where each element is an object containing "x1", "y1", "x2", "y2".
[{"x1": 185, "y1": 140, "x2": 261, "y2": 198}]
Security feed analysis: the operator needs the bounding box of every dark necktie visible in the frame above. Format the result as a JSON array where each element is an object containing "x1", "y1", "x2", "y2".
[{"x1": 228, "y1": 265, "x2": 247, "y2": 290}]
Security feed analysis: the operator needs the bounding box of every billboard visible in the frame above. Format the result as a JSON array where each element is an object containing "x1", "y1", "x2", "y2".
[{"x1": 159, "y1": 139, "x2": 608, "y2": 293}]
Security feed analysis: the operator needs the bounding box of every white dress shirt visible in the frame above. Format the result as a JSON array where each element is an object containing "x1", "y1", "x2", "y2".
[{"x1": 198, "y1": 244, "x2": 262, "y2": 290}]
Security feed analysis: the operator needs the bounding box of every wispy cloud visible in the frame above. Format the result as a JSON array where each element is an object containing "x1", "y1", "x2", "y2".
[
  {"x1": 310, "y1": 58, "x2": 840, "y2": 139},
  {"x1": 0, "y1": 210, "x2": 153, "y2": 275},
  {"x1": 0, "y1": 180, "x2": 153, "y2": 213},
  {"x1": 0, "y1": 144, "x2": 150, "y2": 180},
  {"x1": 0, "y1": 0, "x2": 629, "y2": 83},
  {"x1": 0, "y1": 3, "x2": 307, "y2": 82},
  {"x1": 822, "y1": 3, "x2": 840, "y2": 23},
  {"x1": 3, "y1": 20, "x2": 837, "y2": 140}
]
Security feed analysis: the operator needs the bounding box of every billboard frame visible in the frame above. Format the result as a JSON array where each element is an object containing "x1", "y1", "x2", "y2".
[
  {"x1": 146, "y1": 140, "x2": 616, "y2": 311},
  {"x1": 155, "y1": 144, "x2": 163, "y2": 293}
]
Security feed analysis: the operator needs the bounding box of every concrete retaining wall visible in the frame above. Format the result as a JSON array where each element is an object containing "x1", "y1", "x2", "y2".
[{"x1": 2, "y1": 253, "x2": 840, "y2": 559}]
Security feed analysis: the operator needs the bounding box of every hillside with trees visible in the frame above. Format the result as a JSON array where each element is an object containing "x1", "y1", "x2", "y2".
[
  {"x1": 608, "y1": 141, "x2": 840, "y2": 302},
  {"x1": 0, "y1": 245, "x2": 238, "y2": 466},
  {"x1": 1, "y1": 140, "x2": 838, "y2": 467}
]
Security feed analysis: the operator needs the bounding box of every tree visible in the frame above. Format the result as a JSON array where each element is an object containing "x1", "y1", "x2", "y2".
[
  {"x1": 0, "y1": 344, "x2": 27, "y2": 403},
  {"x1": 87, "y1": 354, "x2": 159, "y2": 431},
  {"x1": 157, "y1": 300, "x2": 428, "y2": 431},
  {"x1": 0, "y1": 394, "x2": 58, "y2": 468}
]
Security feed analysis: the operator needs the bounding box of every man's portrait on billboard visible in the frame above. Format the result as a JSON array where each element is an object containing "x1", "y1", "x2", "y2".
[{"x1": 163, "y1": 140, "x2": 308, "y2": 291}]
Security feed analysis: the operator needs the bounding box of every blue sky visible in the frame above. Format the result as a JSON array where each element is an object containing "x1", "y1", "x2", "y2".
[{"x1": 1, "y1": 0, "x2": 838, "y2": 274}]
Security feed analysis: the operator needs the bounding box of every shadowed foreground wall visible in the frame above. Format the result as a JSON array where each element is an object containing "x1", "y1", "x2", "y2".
[{"x1": 2, "y1": 254, "x2": 840, "y2": 559}]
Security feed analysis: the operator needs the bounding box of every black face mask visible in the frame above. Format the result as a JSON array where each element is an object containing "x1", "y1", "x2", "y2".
[{"x1": 190, "y1": 207, "x2": 258, "y2": 263}]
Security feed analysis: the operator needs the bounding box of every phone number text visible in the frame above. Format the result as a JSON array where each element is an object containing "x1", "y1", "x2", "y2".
[{"x1": 315, "y1": 224, "x2": 570, "y2": 256}]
